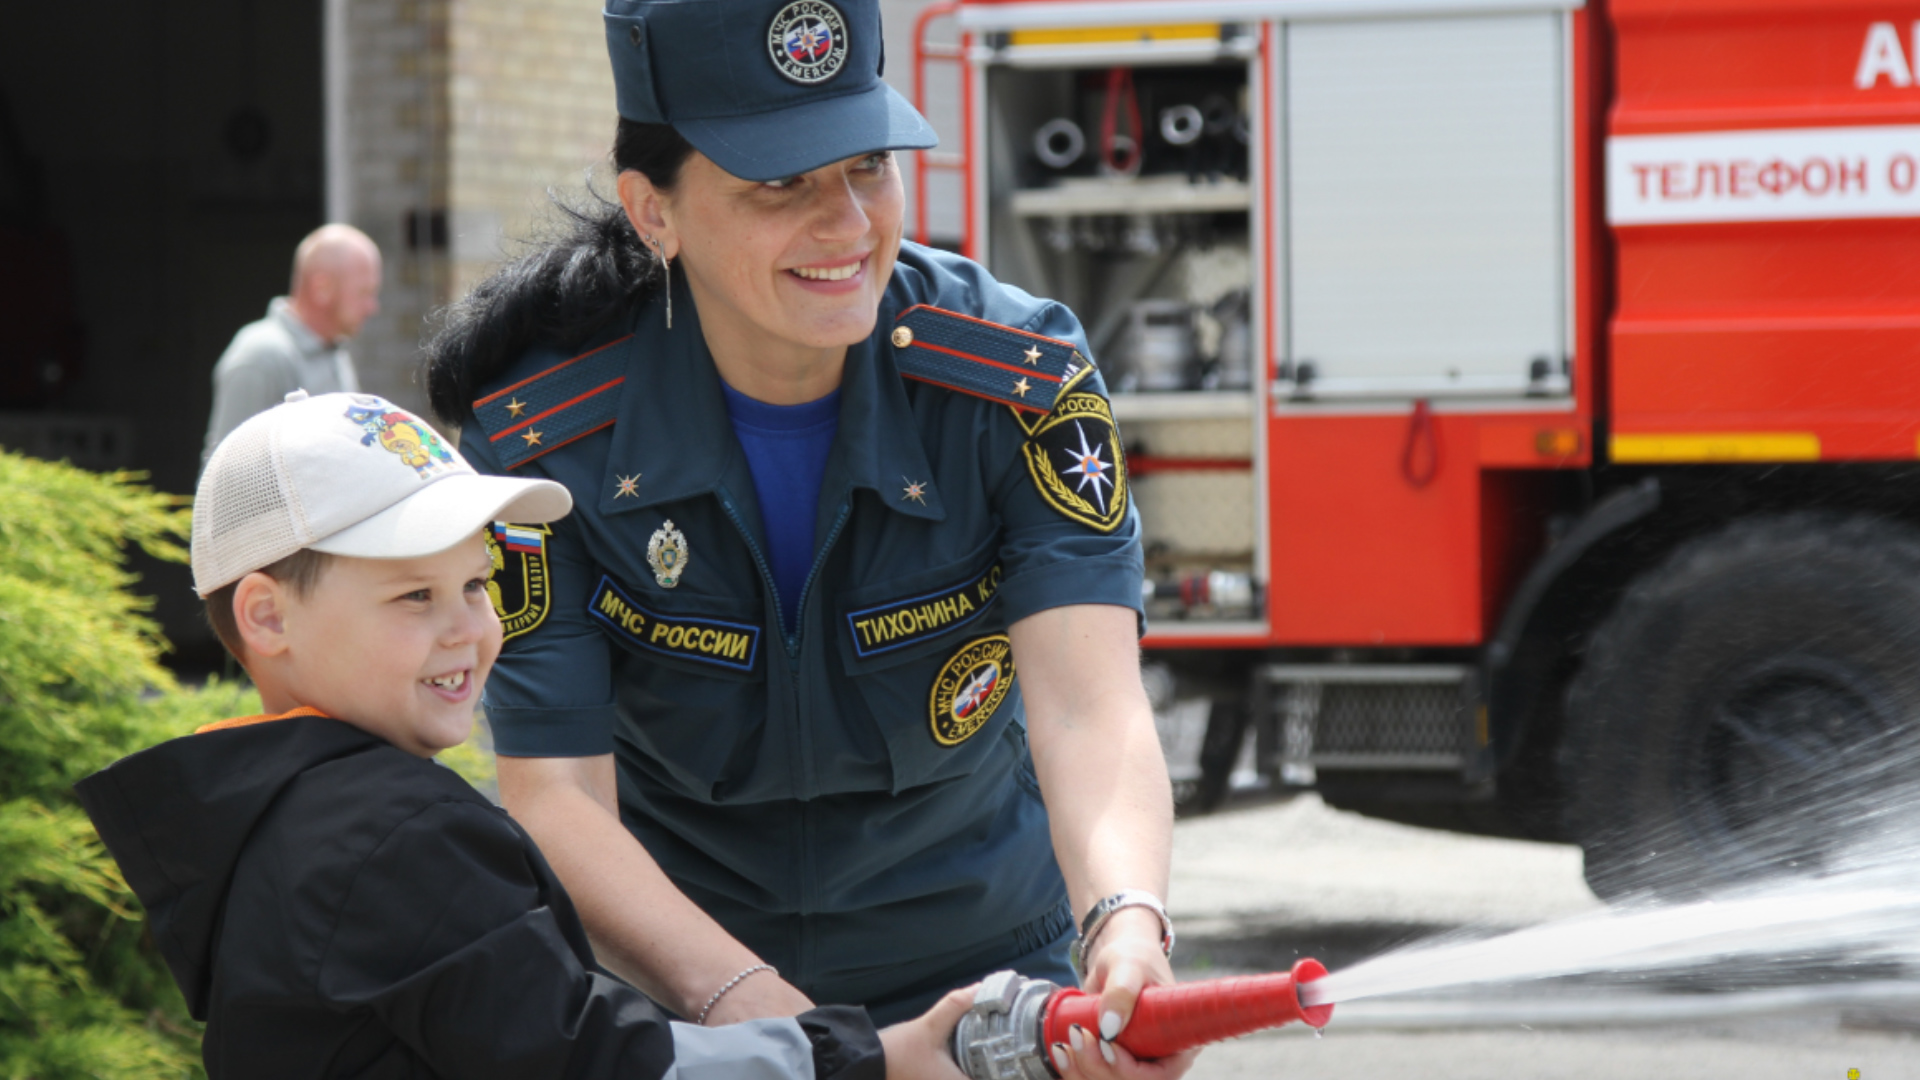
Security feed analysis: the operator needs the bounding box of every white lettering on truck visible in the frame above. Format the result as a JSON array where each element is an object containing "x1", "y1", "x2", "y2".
[
  {"x1": 1608, "y1": 126, "x2": 1920, "y2": 225},
  {"x1": 1857, "y1": 22, "x2": 1915, "y2": 89}
]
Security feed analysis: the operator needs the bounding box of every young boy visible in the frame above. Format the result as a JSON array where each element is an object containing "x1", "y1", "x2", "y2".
[{"x1": 75, "y1": 392, "x2": 969, "y2": 1080}]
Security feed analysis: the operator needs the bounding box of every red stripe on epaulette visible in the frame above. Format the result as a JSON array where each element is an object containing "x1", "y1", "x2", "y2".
[
  {"x1": 911, "y1": 340, "x2": 1066, "y2": 384},
  {"x1": 511, "y1": 418, "x2": 619, "y2": 467},
  {"x1": 897, "y1": 305, "x2": 1077, "y2": 350},
  {"x1": 475, "y1": 336, "x2": 634, "y2": 408},
  {"x1": 489, "y1": 378, "x2": 627, "y2": 443}
]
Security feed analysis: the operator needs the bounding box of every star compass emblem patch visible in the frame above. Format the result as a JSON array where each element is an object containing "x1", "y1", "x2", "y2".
[{"x1": 1020, "y1": 392, "x2": 1129, "y2": 533}]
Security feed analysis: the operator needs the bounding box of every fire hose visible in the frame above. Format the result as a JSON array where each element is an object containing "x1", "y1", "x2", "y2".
[{"x1": 951, "y1": 959, "x2": 1333, "y2": 1080}]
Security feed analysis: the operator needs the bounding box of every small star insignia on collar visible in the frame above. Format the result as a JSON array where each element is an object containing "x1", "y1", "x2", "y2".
[
  {"x1": 902, "y1": 478, "x2": 928, "y2": 504},
  {"x1": 521, "y1": 429, "x2": 543, "y2": 447},
  {"x1": 505, "y1": 398, "x2": 527, "y2": 418},
  {"x1": 614, "y1": 473, "x2": 641, "y2": 498},
  {"x1": 1022, "y1": 345, "x2": 1043, "y2": 365},
  {"x1": 1012, "y1": 377, "x2": 1032, "y2": 398}
]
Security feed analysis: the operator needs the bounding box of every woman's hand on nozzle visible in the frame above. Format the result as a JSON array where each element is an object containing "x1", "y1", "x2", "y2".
[
  {"x1": 1072, "y1": 911, "x2": 1198, "y2": 1080},
  {"x1": 880, "y1": 984, "x2": 975, "y2": 1080}
]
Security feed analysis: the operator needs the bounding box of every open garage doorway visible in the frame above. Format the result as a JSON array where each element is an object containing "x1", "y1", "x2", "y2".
[{"x1": 1, "y1": 1, "x2": 324, "y2": 664}]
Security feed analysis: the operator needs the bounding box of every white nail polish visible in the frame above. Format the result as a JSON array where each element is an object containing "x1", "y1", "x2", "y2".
[
  {"x1": 1069, "y1": 1026, "x2": 1086, "y2": 1052},
  {"x1": 1051, "y1": 1045, "x2": 1071, "y2": 1073},
  {"x1": 1100, "y1": 1010, "x2": 1122, "y2": 1041},
  {"x1": 1100, "y1": 1040, "x2": 1117, "y2": 1065}
]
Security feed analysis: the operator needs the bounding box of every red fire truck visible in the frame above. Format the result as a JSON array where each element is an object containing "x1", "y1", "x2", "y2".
[{"x1": 913, "y1": 0, "x2": 1920, "y2": 897}]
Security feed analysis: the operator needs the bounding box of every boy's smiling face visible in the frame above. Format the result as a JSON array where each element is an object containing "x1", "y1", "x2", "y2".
[{"x1": 237, "y1": 534, "x2": 501, "y2": 757}]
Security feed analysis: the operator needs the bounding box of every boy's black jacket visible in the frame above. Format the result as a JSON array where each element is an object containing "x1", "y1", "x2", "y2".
[{"x1": 74, "y1": 713, "x2": 882, "y2": 1079}]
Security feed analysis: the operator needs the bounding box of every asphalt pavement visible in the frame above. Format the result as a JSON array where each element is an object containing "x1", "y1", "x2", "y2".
[{"x1": 1167, "y1": 792, "x2": 1920, "y2": 1080}]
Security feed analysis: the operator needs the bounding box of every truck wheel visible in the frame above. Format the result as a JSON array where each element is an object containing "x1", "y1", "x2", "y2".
[
  {"x1": 1562, "y1": 514, "x2": 1920, "y2": 900},
  {"x1": 1175, "y1": 698, "x2": 1248, "y2": 817}
]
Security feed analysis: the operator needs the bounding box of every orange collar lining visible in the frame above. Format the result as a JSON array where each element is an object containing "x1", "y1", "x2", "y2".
[{"x1": 194, "y1": 706, "x2": 330, "y2": 735}]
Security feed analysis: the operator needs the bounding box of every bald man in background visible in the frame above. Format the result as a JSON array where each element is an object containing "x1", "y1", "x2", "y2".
[{"x1": 201, "y1": 224, "x2": 382, "y2": 462}]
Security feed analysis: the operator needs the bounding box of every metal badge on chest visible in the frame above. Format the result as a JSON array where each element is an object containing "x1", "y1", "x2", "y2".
[{"x1": 647, "y1": 519, "x2": 690, "y2": 588}]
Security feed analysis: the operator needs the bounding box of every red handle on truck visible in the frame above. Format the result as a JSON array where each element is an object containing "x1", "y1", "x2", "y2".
[{"x1": 1041, "y1": 959, "x2": 1334, "y2": 1061}]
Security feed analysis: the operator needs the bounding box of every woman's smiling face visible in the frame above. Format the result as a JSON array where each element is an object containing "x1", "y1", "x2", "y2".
[{"x1": 625, "y1": 149, "x2": 905, "y2": 371}]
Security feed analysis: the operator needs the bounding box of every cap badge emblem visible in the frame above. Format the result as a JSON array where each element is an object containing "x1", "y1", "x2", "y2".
[
  {"x1": 768, "y1": 0, "x2": 849, "y2": 85},
  {"x1": 648, "y1": 519, "x2": 690, "y2": 588},
  {"x1": 344, "y1": 400, "x2": 456, "y2": 479}
]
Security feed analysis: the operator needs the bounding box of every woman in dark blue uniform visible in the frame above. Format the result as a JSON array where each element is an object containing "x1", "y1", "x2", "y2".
[{"x1": 427, "y1": 3, "x2": 1188, "y2": 1076}]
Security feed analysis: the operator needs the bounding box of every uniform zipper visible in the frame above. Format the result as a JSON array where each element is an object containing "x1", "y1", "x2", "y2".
[
  {"x1": 790, "y1": 499, "x2": 851, "y2": 951},
  {"x1": 717, "y1": 494, "x2": 813, "y2": 980},
  {"x1": 792, "y1": 501, "x2": 854, "y2": 657},
  {"x1": 715, "y1": 493, "x2": 854, "y2": 986},
  {"x1": 716, "y1": 495, "x2": 783, "y2": 632}
]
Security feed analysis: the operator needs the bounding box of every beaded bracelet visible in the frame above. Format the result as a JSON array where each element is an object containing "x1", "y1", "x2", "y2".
[{"x1": 695, "y1": 963, "x2": 776, "y2": 1024}]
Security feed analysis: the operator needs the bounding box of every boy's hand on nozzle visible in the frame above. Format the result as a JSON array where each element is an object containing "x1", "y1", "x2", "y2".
[{"x1": 881, "y1": 984, "x2": 975, "y2": 1080}]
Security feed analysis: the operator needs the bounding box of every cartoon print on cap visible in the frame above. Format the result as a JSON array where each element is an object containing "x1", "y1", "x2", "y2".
[
  {"x1": 767, "y1": 0, "x2": 849, "y2": 85},
  {"x1": 345, "y1": 398, "x2": 457, "y2": 478}
]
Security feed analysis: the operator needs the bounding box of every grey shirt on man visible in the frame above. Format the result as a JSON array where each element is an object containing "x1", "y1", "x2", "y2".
[{"x1": 203, "y1": 298, "x2": 360, "y2": 462}]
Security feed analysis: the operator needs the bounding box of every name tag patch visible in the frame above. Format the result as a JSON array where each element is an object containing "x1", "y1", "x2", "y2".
[
  {"x1": 589, "y1": 576, "x2": 761, "y2": 672},
  {"x1": 846, "y1": 563, "x2": 1002, "y2": 658}
]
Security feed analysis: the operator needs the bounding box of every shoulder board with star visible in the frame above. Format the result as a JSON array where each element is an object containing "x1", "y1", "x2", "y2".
[
  {"x1": 471, "y1": 335, "x2": 632, "y2": 469},
  {"x1": 889, "y1": 305, "x2": 1095, "y2": 417}
]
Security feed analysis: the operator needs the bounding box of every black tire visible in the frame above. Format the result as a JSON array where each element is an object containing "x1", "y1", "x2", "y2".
[
  {"x1": 1562, "y1": 514, "x2": 1920, "y2": 900},
  {"x1": 1175, "y1": 698, "x2": 1249, "y2": 817}
]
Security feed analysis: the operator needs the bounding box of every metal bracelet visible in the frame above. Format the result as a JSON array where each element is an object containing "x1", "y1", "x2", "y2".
[
  {"x1": 1068, "y1": 889, "x2": 1174, "y2": 981},
  {"x1": 694, "y1": 963, "x2": 776, "y2": 1025}
]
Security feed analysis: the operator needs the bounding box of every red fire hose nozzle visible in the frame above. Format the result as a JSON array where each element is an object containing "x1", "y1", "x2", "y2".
[{"x1": 950, "y1": 960, "x2": 1333, "y2": 1080}]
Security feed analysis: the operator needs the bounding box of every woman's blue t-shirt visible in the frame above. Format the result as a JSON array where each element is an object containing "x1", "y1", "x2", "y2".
[{"x1": 718, "y1": 381, "x2": 840, "y2": 636}]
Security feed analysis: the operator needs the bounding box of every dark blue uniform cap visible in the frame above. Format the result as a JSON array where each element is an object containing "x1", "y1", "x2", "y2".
[{"x1": 605, "y1": 0, "x2": 938, "y2": 183}]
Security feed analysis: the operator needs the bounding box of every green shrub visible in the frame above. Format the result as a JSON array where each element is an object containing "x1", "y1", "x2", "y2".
[{"x1": 0, "y1": 450, "x2": 254, "y2": 1079}]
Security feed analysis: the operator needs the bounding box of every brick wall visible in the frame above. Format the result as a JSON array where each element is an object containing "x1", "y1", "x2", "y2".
[
  {"x1": 444, "y1": 0, "x2": 619, "y2": 299},
  {"x1": 336, "y1": 0, "x2": 451, "y2": 415}
]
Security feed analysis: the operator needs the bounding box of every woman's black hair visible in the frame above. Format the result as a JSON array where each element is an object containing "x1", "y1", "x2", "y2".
[{"x1": 424, "y1": 119, "x2": 695, "y2": 422}]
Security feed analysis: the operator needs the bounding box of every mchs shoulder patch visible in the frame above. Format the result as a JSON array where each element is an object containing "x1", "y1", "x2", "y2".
[
  {"x1": 1020, "y1": 392, "x2": 1129, "y2": 533},
  {"x1": 487, "y1": 523, "x2": 551, "y2": 642}
]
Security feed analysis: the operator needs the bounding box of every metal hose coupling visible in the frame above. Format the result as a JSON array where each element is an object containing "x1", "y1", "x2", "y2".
[
  {"x1": 950, "y1": 961, "x2": 1334, "y2": 1080},
  {"x1": 951, "y1": 970, "x2": 1060, "y2": 1080}
]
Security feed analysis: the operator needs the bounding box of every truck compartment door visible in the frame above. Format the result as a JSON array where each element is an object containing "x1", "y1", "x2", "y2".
[{"x1": 1284, "y1": 13, "x2": 1569, "y2": 401}]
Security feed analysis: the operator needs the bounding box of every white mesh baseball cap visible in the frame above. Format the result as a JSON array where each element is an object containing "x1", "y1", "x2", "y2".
[{"x1": 191, "y1": 390, "x2": 572, "y2": 596}]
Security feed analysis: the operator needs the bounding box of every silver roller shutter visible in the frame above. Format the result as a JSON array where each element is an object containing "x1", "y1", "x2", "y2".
[{"x1": 1286, "y1": 12, "x2": 1567, "y2": 399}]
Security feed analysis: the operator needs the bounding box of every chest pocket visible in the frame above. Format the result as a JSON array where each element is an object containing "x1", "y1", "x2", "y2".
[
  {"x1": 589, "y1": 572, "x2": 768, "y2": 799},
  {"x1": 836, "y1": 536, "x2": 1017, "y2": 793}
]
